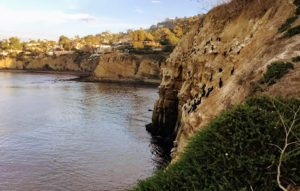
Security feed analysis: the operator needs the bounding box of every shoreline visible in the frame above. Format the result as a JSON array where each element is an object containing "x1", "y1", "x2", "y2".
[
  {"x1": 71, "y1": 76, "x2": 160, "y2": 86},
  {"x1": 0, "y1": 69, "x2": 161, "y2": 86},
  {"x1": 0, "y1": 69, "x2": 90, "y2": 77}
]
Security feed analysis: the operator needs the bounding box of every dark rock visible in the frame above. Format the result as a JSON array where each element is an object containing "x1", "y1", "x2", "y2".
[{"x1": 146, "y1": 123, "x2": 155, "y2": 134}]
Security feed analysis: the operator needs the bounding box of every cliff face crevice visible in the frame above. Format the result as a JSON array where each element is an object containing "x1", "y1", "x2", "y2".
[
  {"x1": 150, "y1": 0, "x2": 300, "y2": 160},
  {"x1": 91, "y1": 53, "x2": 167, "y2": 84}
]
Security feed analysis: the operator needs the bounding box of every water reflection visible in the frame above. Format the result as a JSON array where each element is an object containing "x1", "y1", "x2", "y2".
[{"x1": 0, "y1": 72, "x2": 169, "y2": 191}]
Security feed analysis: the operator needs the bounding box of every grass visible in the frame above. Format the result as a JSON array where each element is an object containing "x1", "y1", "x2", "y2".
[
  {"x1": 260, "y1": 61, "x2": 294, "y2": 85},
  {"x1": 132, "y1": 96, "x2": 300, "y2": 191}
]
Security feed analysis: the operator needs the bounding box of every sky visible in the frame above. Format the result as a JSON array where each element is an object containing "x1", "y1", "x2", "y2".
[{"x1": 0, "y1": 0, "x2": 221, "y2": 40}]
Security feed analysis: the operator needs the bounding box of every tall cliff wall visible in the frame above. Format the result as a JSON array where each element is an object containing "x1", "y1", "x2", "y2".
[
  {"x1": 150, "y1": 0, "x2": 300, "y2": 160},
  {"x1": 91, "y1": 53, "x2": 167, "y2": 84}
]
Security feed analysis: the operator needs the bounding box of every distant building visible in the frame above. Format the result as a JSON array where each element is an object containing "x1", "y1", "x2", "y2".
[
  {"x1": 54, "y1": 51, "x2": 74, "y2": 56},
  {"x1": 143, "y1": 40, "x2": 161, "y2": 47},
  {"x1": 152, "y1": 47, "x2": 163, "y2": 52},
  {"x1": 73, "y1": 42, "x2": 84, "y2": 50},
  {"x1": 0, "y1": 51, "x2": 8, "y2": 56},
  {"x1": 113, "y1": 42, "x2": 131, "y2": 49},
  {"x1": 24, "y1": 51, "x2": 33, "y2": 56},
  {"x1": 96, "y1": 44, "x2": 112, "y2": 54},
  {"x1": 46, "y1": 51, "x2": 54, "y2": 56},
  {"x1": 8, "y1": 50, "x2": 22, "y2": 54}
]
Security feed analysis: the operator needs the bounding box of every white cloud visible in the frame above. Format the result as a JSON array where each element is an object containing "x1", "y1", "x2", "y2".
[
  {"x1": 0, "y1": 5, "x2": 151, "y2": 40},
  {"x1": 151, "y1": 0, "x2": 161, "y2": 3},
  {"x1": 62, "y1": 0, "x2": 80, "y2": 10},
  {"x1": 135, "y1": 7, "x2": 144, "y2": 14},
  {"x1": 0, "y1": 5, "x2": 95, "y2": 25}
]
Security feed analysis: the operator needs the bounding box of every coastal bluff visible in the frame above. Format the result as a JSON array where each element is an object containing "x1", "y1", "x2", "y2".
[
  {"x1": 0, "y1": 54, "x2": 99, "y2": 73},
  {"x1": 148, "y1": 0, "x2": 300, "y2": 161},
  {"x1": 0, "y1": 52, "x2": 167, "y2": 84},
  {"x1": 90, "y1": 53, "x2": 167, "y2": 84}
]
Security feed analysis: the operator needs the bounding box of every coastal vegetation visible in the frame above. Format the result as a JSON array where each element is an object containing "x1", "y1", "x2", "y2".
[
  {"x1": 259, "y1": 61, "x2": 294, "y2": 86},
  {"x1": 0, "y1": 16, "x2": 199, "y2": 60},
  {"x1": 292, "y1": 56, "x2": 300, "y2": 62},
  {"x1": 133, "y1": 96, "x2": 300, "y2": 191},
  {"x1": 279, "y1": 0, "x2": 300, "y2": 36}
]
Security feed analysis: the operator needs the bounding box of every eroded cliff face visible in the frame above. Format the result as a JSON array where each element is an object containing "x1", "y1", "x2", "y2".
[
  {"x1": 0, "y1": 54, "x2": 99, "y2": 73},
  {"x1": 151, "y1": 0, "x2": 300, "y2": 160},
  {"x1": 91, "y1": 53, "x2": 167, "y2": 84}
]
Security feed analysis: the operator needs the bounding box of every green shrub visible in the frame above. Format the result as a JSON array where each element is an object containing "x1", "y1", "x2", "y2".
[
  {"x1": 296, "y1": 6, "x2": 300, "y2": 15},
  {"x1": 295, "y1": 0, "x2": 300, "y2": 7},
  {"x1": 292, "y1": 56, "x2": 300, "y2": 62},
  {"x1": 132, "y1": 96, "x2": 300, "y2": 191},
  {"x1": 278, "y1": 16, "x2": 298, "y2": 33},
  {"x1": 295, "y1": 0, "x2": 300, "y2": 15},
  {"x1": 260, "y1": 61, "x2": 294, "y2": 85},
  {"x1": 285, "y1": 25, "x2": 300, "y2": 37}
]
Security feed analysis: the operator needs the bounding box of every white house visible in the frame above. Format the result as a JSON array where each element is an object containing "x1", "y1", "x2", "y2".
[
  {"x1": 0, "y1": 51, "x2": 8, "y2": 56},
  {"x1": 96, "y1": 44, "x2": 112, "y2": 54},
  {"x1": 54, "y1": 50, "x2": 74, "y2": 56}
]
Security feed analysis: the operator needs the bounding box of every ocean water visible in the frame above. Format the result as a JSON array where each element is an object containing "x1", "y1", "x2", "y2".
[{"x1": 0, "y1": 72, "x2": 161, "y2": 191}]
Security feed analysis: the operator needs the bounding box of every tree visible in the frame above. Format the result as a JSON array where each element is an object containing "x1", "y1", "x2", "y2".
[
  {"x1": 83, "y1": 35, "x2": 100, "y2": 45},
  {"x1": 9, "y1": 37, "x2": 22, "y2": 50},
  {"x1": 58, "y1": 35, "x2": 72, "y2": 50},
  {"x1": 270, "y1": 99, "x2": 300, "y2": 191},
  {"x1": 0, "y1": 40, "x2": 10, "y2": 50},
  {"x1": 174, "y1": 26, "x2": 184, "y2": 38},
  {"x1": 155, "y1": 28, "x2": 179, "y2": 46}
]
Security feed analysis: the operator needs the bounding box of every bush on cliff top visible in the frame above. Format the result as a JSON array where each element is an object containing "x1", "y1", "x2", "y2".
[{"x1": 132, "y1": 96, "x2": 300, "y2": 191}]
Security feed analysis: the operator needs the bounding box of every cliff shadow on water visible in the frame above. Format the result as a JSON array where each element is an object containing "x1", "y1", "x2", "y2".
[{"x1": 149, "y1": 135, "x2": 174, "y2": 168}]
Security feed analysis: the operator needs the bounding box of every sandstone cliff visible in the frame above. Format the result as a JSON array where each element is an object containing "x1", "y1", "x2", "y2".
[
  {"x1": 0, "y1": 53, "x2": 99, "y2": 73},
  {"x1": 150, "y1": 0, "x2": 300, "y2": 160},
  {"x1": 91, "y1": 53, "x2": 167, "y2": 84}
]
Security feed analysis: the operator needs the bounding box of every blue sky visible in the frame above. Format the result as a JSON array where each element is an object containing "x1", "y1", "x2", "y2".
[{"x1": 0, "y1": 0, "x2": 221, "y2": 40}]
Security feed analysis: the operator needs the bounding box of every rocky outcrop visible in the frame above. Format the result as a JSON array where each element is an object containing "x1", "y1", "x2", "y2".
[
  {"x1": 150, "y1": 0, "x2": 300, "y2": 160},
  {"x1": 90, "y1": 53, "x2": 167, "y2": 84},
  {"x1": 0, "y1": 53, "x2": 99, "y2": 73}
]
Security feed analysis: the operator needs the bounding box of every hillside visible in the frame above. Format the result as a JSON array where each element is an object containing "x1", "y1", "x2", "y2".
[
  {"x1": 135, "y1": 0, "x2": 300, "y2": 189},
  {"x1": 0, "y1": 16, "x2": 200, "y2": 84},
  {"x1": 148, "y1": 0, "x2": 300, "y2": 158},
  {"x1": 134, "y1": 96, "x2": 300, "y2": 190}
]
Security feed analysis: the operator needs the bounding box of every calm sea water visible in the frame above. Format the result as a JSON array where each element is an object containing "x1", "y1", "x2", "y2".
[{"x1": 0, "y1": 72, "x2": 161, "y2": 191}]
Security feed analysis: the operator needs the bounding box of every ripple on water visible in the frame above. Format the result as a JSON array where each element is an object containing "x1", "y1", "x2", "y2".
[{"x1": 0, "y1": 72, "x2": 166, "y2": 191}]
